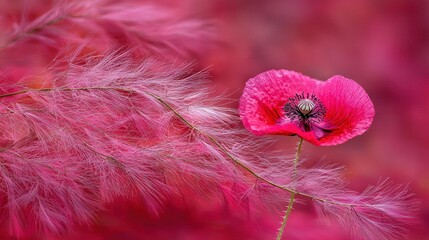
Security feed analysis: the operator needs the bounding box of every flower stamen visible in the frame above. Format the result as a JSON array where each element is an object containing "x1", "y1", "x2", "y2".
[{"x1": 283, "y1": 93, "x2": 326, "y2": 131}]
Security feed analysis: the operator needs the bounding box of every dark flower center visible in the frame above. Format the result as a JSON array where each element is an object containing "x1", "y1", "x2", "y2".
[{"x1": 283, "y1": 93, "x2": 326, "y2": 131}]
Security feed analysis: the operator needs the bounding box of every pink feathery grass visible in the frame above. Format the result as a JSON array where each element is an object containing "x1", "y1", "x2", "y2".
[
  {"x1": 0, "y1": 49, "x2": 289, "y2": 237},
  {"x1": 0, "y1": 49, "x2": 416, "y2": 239},
  {"x1": 295, "y1": 163, "x2": 417, "y2": 240},
  {"x1": 239, "y1": 69, "x2": 375, "y2": 146},
  {"x1": 0, "y1": 0, "x2": 215, "y2": 60}
]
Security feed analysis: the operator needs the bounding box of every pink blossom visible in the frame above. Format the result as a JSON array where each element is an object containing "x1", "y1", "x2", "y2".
[{"x1": 239, "y1": 70, "x2": 375, "y2": 146}]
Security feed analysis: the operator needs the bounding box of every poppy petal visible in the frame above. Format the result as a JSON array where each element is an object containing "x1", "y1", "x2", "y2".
[{"x1": 316, "y1": 75, "x2": 375, "y2": 146}]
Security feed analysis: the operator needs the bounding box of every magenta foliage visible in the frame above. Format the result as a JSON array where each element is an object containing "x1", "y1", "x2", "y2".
[
  {"x1": 0, "y1": 1, "x2": 416, "y2": 239},
  {"x1": 0, "y1": 50, "x2": 289, "y2": 237},
  {"x1": 0, "y1": 50, "x2": 416, "y2": 239},
  {"x1": 239, "y1": 70, "x2": 375, "y2": 146},
  {"x1": 297, "y1": 165, "x2": 417, "y2": 240},
  {"x1": 0, "y1": 0, "x2": 215, "y2": 58},
  {"x1": 312, "y1": 182, "x2": 416, "y2": 240}
]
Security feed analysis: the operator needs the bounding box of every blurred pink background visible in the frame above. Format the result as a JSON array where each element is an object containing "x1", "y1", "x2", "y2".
[{"x1": 1, "y1": 0, "x2": 428, "y2": 239}]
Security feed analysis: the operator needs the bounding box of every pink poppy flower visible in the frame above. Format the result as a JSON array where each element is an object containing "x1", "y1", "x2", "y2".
[{"x1": 239, "y1": 70, "x2": 375, "y2": 146}]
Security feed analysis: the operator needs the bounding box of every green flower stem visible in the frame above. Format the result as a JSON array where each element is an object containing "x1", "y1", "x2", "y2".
[{"x1": 276, "y1": 137, "x2": 304, "y2": 240}]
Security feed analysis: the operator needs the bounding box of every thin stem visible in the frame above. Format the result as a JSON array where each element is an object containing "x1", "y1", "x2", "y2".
[
  {"x1": 0, "y1": 87, "x2": 356, "y2": 208},
  {"x1": 83, "y1": 142, "x2": 126, "y2": 170},
  {"x1": 0, "y1": 15, "x2": 67, "y2": 51},
  {"x1": 276, "y1": 138, "x2": 303, "y2": 240}
]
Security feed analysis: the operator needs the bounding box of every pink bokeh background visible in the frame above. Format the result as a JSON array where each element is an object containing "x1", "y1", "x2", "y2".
[{"x1": 1, "y1": 0, "x2": 428, "y2": 239}]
